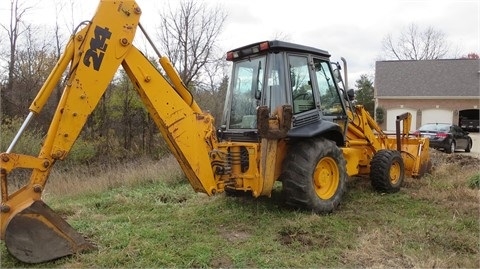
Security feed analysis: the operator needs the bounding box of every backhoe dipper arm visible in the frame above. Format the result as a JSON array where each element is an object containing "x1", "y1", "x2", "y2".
[
  {"x1": 0, "y1": 0, "x2": 218, "y2": 263},
  {"x1": 121, "y1": 44, "x2": 218, "y2": 195}
]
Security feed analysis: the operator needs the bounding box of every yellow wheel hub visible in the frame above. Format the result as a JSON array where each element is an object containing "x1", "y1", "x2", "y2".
[
  {"x1": 313, "y1": 157, "x2": 339, "y2": 200},
  {"x1": 389, "y1": 161, "x2": 401, "y2": 184}
]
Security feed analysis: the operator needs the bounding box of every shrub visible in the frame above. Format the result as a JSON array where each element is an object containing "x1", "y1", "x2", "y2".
[
  {"x1": 1, "y1": 117, "x2": 98, "y2": 165},
  {"x1": 375, "y1": 107, "x2": 385, "y2": 124},
  {"x1": 66, "y1": 138, "x2": 98, "y2": 165},
  {"x1": 0, "y1": 117, "x2": 43, "y2": 155},
  {"x1": 468, "y1": 173, "x2": 480, "y2": 189}
]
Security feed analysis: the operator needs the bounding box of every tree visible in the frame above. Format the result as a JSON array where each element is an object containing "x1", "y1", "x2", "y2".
[
  {"x1": 271, "y1": 31, "x2": 291, "y2": 41},
  {"x1": 156, "y1": 0, "x2": 227, "y2": 87},
  {"x1": 354, "y1": 74, "x2": 375, "y2": 116},
  {"x1": 1, "y1": 15, "x2": 61, "y2": 127},
  {"x1": 461, "y1": 52, "x2": 479, "y2": 59},
  {"x1": 382, "y1": 23, "x2": 450, "y2": 60},
  {"x1": 195, "y1": 74, "x2": 229, "y2": 127},
  {"x1": 12, "y1": 26, "x2": 56, "y2": 118},
  {"x1": 1, "y1": 0, "x2": 32, "y2": 118}
]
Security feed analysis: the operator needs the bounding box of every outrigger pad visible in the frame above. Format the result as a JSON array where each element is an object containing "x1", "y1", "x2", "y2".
[{"x1": 5, "y1": 200, "x2": 96, "y2": 263}]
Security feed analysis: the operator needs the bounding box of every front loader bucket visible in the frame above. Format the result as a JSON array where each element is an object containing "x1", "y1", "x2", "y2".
[
  {"x1": 4, "y1": 200, "x2": 96, "y2": 263},
  {"x1": 392, "y1": 136, "x2": 431, "y2": 178}
]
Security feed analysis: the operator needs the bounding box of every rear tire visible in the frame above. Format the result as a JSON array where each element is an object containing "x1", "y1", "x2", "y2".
[
  {"x1": 370, "y1": 150, "x2": 404, "y2": 193},
  {"x1": 281, "y1": 137, "x2": 347, "y2": 214},
  {"x1": 445, "y1": 140, "x2": 455, "y2": 154}
]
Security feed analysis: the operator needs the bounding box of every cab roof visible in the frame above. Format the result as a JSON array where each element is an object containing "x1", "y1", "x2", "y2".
[{"x1": 227, "y1": 40, "x2": 331, "y2": 58}]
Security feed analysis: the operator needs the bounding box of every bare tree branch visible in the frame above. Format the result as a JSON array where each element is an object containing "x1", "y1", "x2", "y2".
[
  {"x1": 382, "y1": 23, "x2": 450, "y2": 60},
  {"x1": 155, "y1": 0, "x2": 227, "y2": 87},
  {"x1": 1, "y1": 0, "x2": 33, "y2": 117}
]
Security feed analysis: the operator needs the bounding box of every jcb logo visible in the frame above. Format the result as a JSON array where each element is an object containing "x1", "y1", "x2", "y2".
[{"x1": 83, "y1": 26, "x2": 112, "y2": 71}]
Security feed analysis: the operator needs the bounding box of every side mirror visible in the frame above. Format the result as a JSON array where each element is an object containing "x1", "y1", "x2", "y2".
[
  {"x1": 346, "y1": 89, "x2": 355, "y2": 101},
  {"x1": 254, "y1": 89, "x2": 261, "y2": 100}
]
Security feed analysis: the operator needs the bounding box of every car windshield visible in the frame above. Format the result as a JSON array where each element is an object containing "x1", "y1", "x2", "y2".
[{"x1": 419, "y1": 124, "x2": 450, "y2": 132}]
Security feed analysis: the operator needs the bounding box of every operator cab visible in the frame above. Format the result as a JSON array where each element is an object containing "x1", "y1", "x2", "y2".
[{"x1": 219, "y1": 40, "x2": 348, "y2": 144}]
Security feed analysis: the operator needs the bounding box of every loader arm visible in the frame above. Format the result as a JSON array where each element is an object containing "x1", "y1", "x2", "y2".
[
  {"x1": 0, "y1": 0, "x2": 218, "y2": 263},
  {"x1": 342, "y1": 104, "x2": 430, "y2": 178}
]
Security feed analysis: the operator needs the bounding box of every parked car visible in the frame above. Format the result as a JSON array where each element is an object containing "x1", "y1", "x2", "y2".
[
  {"x1": 414, "y1": 123, "x2": 472, "y2": 154},
  {"x1": 460, "y1": 118, "x2": 480, "y2": 132}
]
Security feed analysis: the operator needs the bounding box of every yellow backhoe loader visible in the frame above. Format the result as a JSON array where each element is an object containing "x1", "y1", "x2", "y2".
[{"x1": 0, "y1": 0, "x2": 431, "y2": 263}]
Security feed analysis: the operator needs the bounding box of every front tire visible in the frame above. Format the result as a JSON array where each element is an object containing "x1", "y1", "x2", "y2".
[
  {"x1": 370, "y1": 150, "x2": 405, "y2": 193},
  {"x1": 281, "y1": 137, "x2": 347, "y2": 214},
  {"x1": 465, "y1": 139, "x2": 472, "y2": 152}
]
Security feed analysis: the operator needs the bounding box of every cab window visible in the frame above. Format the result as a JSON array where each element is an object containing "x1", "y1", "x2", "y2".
[
  {"x1": 314, "y1": 59, "x2": 343, "y2": 116},
  {"x1": 289, "y1": 55, "x2": 315, "y2": 114}
]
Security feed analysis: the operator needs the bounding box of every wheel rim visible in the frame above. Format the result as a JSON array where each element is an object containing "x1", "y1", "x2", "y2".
[
  {"x1": 450, "y1": 141, "x2": 455, "y2": 153},
  {"x1": 313, "y1": 157, "x2": 339, "y2": 200},
  {"x1": 389, "y1": 161, "x2": 401, "y2": 184}
]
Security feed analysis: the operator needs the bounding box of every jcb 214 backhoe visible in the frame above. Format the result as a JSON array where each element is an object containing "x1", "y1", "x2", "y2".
[{"x1": 0, "y1": 0, "x2": 431, "y2": 263}]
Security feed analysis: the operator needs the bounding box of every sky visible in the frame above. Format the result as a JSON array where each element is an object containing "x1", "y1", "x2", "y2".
[{"x1": 0, "y1": 0, "x2": 478, "y2": 88}]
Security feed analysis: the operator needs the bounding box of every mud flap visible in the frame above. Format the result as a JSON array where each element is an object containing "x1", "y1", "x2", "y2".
[{"x1": 5, "y1": 200, "x2": 96, "y2": 263}]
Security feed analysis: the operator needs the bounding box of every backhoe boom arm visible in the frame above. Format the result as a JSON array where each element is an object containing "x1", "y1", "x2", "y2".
[{"x1": 0, "y1": 0, "x2": 219, "y2": 263}]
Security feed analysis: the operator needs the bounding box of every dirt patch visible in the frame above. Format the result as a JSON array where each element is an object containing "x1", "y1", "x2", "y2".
[
  {"x1": 277, "y1": 227, "x2": 332, "y2": 250},
  {"x1": 341, "y1": 228, "x2": 416, "y2": 268},
  {"x1": 209, "y1": 256, "x2": 234, "y2": 268},
  {"x1": 218, "y1": 226, "x2": 251, "y2": 244},
  {"x1": 429, "y1": 149, "x2": 480, "y2": 168},
  {"x1": 405, "y1": 148, "x2": 479, "y2": 218},
  {"x1": 278, "y1": 229, "x2": 314, "y2": 246},
  {"x1": 208, "y1": 227, "x2": 252, "y2": 268}
]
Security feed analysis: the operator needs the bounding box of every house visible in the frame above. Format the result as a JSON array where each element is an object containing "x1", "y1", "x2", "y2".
[{"x1": 374, "y1": 59, "x2": 480, "y2": 131}]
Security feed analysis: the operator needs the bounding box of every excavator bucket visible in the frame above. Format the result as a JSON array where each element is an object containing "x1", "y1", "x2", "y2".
[{"x1": 4, "y1": 200, "x2": 96, "y2": 263}]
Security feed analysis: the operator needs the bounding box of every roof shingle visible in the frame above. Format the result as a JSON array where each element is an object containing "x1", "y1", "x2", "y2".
[{"x1": 375, "y1": 59, "x2": 480, "y2": 97}]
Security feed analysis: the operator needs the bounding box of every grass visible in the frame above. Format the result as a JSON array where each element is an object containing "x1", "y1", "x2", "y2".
[{"x1": 1, "y1": 151, "x2": 479, "y2": 268}]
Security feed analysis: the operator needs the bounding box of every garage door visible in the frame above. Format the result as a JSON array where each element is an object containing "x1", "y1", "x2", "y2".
[
  {"x1": 421, "y1": 109, "x2": 452, "y2": 125},
  {"x1": 386, "y1": 108, "x2": 417, "y2": 132}
]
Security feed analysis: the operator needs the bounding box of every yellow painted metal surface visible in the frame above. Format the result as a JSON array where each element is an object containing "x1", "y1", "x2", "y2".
[
  {"x1": 314, "y1": 156, "x2": 340, "y2": 200},
  {"x1": 0, "y1": 1, "x2": 239, "y2": 259},
  {"x1": 343, "y1": 105, "x2": 430, "y2": 178},
  {"x1": 122, "y1": 48, "x2": 218, "y2": 194},
  {"x1": 259, "y1": 139, "x2": 278, "y2": 197},
  {"x1": 1, "y1": 0, "x2": 143, "y2": 241},
  {"x1": 0, "y1": 0, "x2": 432, "y2": 263}
]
